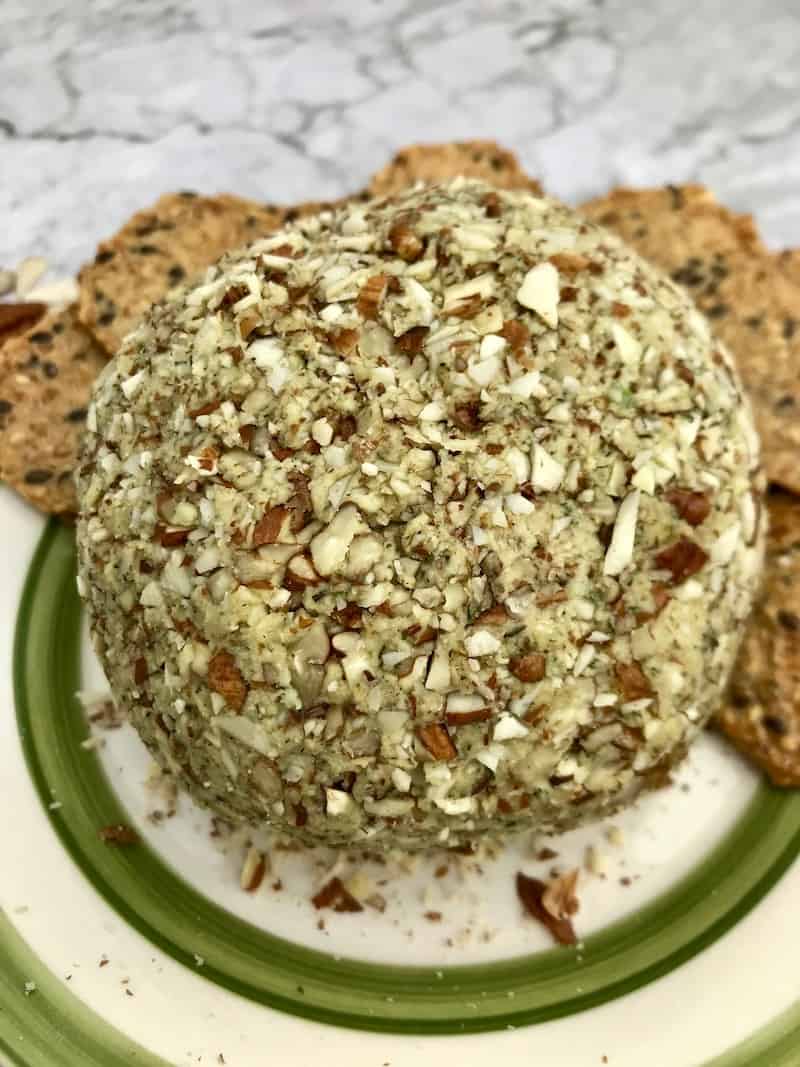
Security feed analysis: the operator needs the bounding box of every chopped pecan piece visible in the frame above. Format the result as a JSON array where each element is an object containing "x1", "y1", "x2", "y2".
[
  {"x1": 451, "y1": 399, "x2": 482, "y2": 432},
  {"x1": 333, "y1": 602, "x2": 363, "y2": 629},
  {"x1": 188, "y1": 399, "x2": 221, "y2": 417},
  {"x1": 404, "y1": 623, "x2": 438, "y2": 645},
  {"x1": 614, "y1": 660, "x2": 654, "y2": 702},
  {"x1": 334, "y1": 414, "x2": 357, "y2": 440},
  {"x1": 208, "y1": 651, "x2": 247, "y2": 712},
  {"x1": 219, "y1": 283, "x2": 249, "y2": 308},
  {"x1": 155, "y1": 525, "x2": 191, "y2": 547},
  {"x1": 483, "y1": 191, "x2": 503, "y2": 217},
  {"x1": 499, "y1": 319, "x2": 530, "y2": 357},
  {"x1": 357, "y1": 273, "x2": 389, "y2": 320},
  {"x1": 509, "y1": 652, "x2": 546, "y2": 683},
  {"x1": 447, "y1": 293, "x2": 484, "y2": 319},
  {"x1": 473, "y1": 603, "x2": 510, "y2": 626},
  {"x1": 417, "y1": 723, "x2": 457, "y2": 760},
  {"x1": 331, "y1": 328, "x2": 359, "y2": 356},
  {"x1": 654, "y1": 537, "x2": 709, "y2": 583},
  {"x1": 387, "y1": 220, "x2": 423, "y2": 262},
  {"x1": 548, "y1": 252, "x2": 590, "y2": 275},
  {"x1": 664, "y1": 487, "x2": 711, "y2": 526},
  {"x1": 445, "y1": 707, "x2": 493, "y2": 726},
  {"x1": 99, "y1": 824, "x2": 139, "y2": 846},
  {"x1": 396, "y1": 325, "x2": 428, "y2": 356},
  {"x1": 638, "y1": 582, "x2": 670, "y2": 622}
]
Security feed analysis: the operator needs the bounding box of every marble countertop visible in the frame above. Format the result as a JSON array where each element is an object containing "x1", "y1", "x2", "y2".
[{"x1": 2, "y1": 0, "x2": 800, "y2": 279}]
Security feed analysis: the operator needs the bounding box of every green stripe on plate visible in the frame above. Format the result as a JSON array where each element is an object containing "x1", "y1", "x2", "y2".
[
  {"x1": 12, "y1": 520, "x2": 800, "y2": 1037},
  {"x1": 701, "y1": 998, "x2": 800, "y2": 1067},
  {"x1": 0, "y1": 910, "x2": 169, "y2": 1067}
]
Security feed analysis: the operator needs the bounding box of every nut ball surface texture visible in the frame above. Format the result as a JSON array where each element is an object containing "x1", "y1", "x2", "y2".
[{"x1": 76, "y1": 180, "x2": 764, "y2": 850}]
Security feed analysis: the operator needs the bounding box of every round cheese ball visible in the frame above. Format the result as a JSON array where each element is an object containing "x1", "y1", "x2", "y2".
[{"x1": 76, "y1": 180, "x2": 764, "y2": 850}]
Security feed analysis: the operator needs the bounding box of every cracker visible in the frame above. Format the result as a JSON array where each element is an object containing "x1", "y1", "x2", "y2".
[
  {"x1": 0, "y1": 302, "x2": 48, "y2": 347},
  {"x1": 716, "y1": 491, "x2": 800, "y2": 786},
  {"x1": 581, "y1": 185, "x2": 800, "y2": 493},
  {"x1": 367, "y1": 140, "x2": 542, "y2": 198},
  {"x1": 777, "y1": 247, "x2": 800, "y2": 288},
  {"x1": 78, "y1": 192, "x2": 287, "y2": 354},
  {"x1": 0, "y1": 308, "x2": 106, "y2": 514}
]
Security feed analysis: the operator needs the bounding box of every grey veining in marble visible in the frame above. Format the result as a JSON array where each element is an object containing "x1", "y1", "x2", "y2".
[{"x1": 2, "y1": 0, "x2": 800, "y2": 278}]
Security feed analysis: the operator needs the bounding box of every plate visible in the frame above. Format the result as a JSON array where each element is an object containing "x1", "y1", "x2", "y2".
[{"x1": 1, "y1": 495, "x2": 799, "y2": 1067}]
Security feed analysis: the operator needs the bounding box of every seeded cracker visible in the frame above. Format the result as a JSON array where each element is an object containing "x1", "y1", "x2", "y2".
[
  {"x1": 77, "y1": 180, "x2": 763, "y2": 850},
  {"x1": 367, "y1": 140, "x2": 542, "y2": 197},
  {"x1": 77, "y1": 193, "x2": 288, "y2": 354},
  {"x1": 717, "y1": 491, "x2": 800, "y2": 786},
  {"x1": 0, "y1": 308, "x2": 105, "y2": 513},
  {"x1": 0, "y1": 302, "x2": 48, "y2": 347},
  {"x1": 581, "y1": 185, "x2": 800, "y2": 493}
]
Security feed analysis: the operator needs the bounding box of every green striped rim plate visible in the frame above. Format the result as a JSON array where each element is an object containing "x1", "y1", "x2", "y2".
[{"x1": 2, "y1": 515, "x2": 799, "y2": 1066}]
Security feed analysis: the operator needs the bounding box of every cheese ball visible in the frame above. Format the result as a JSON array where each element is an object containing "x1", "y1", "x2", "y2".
[{"x1": 76, "y1": 180, "x2": 764, "y2": 850}]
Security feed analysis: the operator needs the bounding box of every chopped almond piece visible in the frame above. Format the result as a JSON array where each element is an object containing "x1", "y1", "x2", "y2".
[
  {"x1": 311, "y1": 877, "x2": 364, "y2": 913},
  {"x1": 542, "y1": 868, "x2": 580, "y2": 919},
  {"x1": 287, "y1": 477, "x2": 313, "y2": 531},
  {"x1": 239, "y1": 312, "x2": 260, "y2": 339},
  {"x1": 240, "y1": 845, "x2": 268, "y2": 892},
  {"x1": 252, "y1": 505, "x2": 290, "y2": 547},
  {"x1": 516, "y1": 871, "x2": 577, "y2": 946},
  {"x1": 284, "y1": 553, "x2": 321, "y2": 590}
]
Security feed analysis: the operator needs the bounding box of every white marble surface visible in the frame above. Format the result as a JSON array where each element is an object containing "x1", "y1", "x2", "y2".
[{"x1": 3, "y1": 0, "x2": 800, "y2": 279}]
